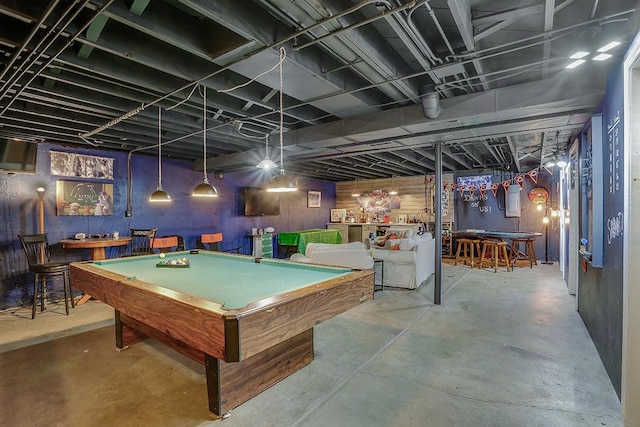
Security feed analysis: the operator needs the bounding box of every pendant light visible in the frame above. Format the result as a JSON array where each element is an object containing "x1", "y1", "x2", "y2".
[
  {"x1": 256, "y1": 134, "x2": 278, "y2": 169},
  {"x1": 351, "y1": 179, "x2": 360, "y2": 197},
  {"x1": 388, "y1": 175, "x2": 398, "y2": 195},
  {"x1": 193, "y1": 85, "x2": 219, "y2": 197},
  {"x1": 266, "y1": 47, "x2": 297, "y2": 193},
  {"x1": 149, "y1": 106, "x2": 171, "y2": 202}
]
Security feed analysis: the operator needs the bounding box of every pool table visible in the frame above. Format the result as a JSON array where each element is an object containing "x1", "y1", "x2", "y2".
[{"x1": 70, "y1": 251, "x2": 373, "y2": 417}]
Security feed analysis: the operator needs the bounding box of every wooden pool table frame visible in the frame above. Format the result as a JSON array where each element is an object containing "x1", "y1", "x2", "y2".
[{"x1": 70, "y1": 254, "x2": 373, "y2": 416}]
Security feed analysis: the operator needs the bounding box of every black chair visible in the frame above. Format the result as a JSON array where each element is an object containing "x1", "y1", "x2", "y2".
[
  {"x1": 18, "y1": 234, "x2": 74, "y2": 319},
  {"x1": 124, "y1": 228, "x2": 158, "y2": 256}
]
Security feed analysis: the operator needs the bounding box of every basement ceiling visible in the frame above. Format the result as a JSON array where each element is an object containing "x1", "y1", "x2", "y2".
[{"x1": 1, "y1": 0, "x2": 638, "y2": 181}]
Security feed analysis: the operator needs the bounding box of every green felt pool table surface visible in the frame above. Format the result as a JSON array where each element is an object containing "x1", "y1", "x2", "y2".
[{"x1": 91, "y1": 251, "x2": 353, "y2": 310}]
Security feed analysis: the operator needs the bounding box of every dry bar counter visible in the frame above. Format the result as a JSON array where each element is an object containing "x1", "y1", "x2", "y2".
[{"x1": 70, "y1": 251, "x2": 373, "y2": 417}]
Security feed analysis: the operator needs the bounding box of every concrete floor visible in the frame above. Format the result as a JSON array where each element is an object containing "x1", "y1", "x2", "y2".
[{"x1": 0, "y1": 263, "x2": 622, "y2": 427}]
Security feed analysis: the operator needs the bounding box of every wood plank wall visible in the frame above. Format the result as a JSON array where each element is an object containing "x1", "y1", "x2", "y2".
[{"x1": 335, "y1": 174, "x2": 454, "y2": 225}]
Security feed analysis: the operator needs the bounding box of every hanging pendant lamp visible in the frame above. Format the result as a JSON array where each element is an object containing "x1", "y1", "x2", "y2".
[
  {"x1": 266, "y1": 47, "x2": 297, "y2": 193},
  {"x1": 256, "y1": 134, "x2": 278, "y2": 169},
  {"x1": 388, "y1": 175, "x2": 398, "y2": 195},
  {"x1": 193, "y1": 85, "x2": 219, "y2": 197},
  {"x1": 149, "y1": 107, "x2": 171, "y2": 202},
  {"x1": 351, "y1": 179, "x2": 360, "y2": 197}
]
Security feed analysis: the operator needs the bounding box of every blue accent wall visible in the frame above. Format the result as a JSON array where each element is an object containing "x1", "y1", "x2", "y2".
[{"x1": 0, "y1": 143, "x2": 335, "y2": 309}]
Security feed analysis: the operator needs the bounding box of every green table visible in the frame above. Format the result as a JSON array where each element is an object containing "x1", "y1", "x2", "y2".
[
  {"x1": 70, "y1": 251, "x2": 372, "y2": 416},
  {"x1": 277, "y1": 228, "x2": 343, "y2": 254}
]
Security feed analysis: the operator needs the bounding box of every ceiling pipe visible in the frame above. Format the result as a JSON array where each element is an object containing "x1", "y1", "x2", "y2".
[{"x1": 421, "y1": 85, "x2": 442, "y2": 119}]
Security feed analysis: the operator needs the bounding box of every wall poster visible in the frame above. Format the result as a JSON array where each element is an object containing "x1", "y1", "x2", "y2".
[
  {"x1": 50, "y1": 151, "x2": 114, "y2": 180},
  {"x1": 56, "y1": 180, "x2": 114, "y2": 216}
]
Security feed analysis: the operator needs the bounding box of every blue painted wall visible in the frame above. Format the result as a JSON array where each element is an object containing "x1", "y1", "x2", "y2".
[{"x1": 0, "y1": 143, "x2": 335, "y2": 309}]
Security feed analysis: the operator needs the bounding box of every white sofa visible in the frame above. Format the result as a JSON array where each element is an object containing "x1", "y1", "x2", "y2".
[
  {"x1": 289, "y1": 241, "x2": 374, "y2": 270},
  {"x1": 368, "y1": 231, "x2": 435, "y2": 289}
]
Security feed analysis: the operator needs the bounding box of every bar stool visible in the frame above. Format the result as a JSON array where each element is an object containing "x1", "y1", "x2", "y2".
[
  {"x1": 18, "y1": 234, "x2": 74, "y2": 319},
  {"x1": 509, "y1": 238, "x2": 538, "y2": 268},
  {"x1": 455, "y1": 238, "x2": 482, "y2": 268},
  {"x1": 480, "y1": 240, "x2": 511, "y2": 273}
]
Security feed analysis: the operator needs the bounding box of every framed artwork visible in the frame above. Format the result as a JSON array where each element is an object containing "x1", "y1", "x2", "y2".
[
  {"x1": 55, "y1": 180, "x2": 114, "y2": 216},
  {"x1": 307, "y1": 191, "x2": 321, "y2": 208},
  {"x1": 330, "y1": 208, "x2": 346, "y2": 222},
  {"x1": 50, "y1": 151, "x2": 114, "y2": 180}
]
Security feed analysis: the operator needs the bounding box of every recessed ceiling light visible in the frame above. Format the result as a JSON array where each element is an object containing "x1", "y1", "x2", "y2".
[
  {"x1": 593, "y1": 53, "x2": 612, "y2": 61},
  {"x1": 598, "y1": 41, "x2": 621, "y2": 53},
  {"x1": 570, "y1": 51, "x2": 589, "y2": 59},
  {"x1": 566, "y1": 59, "x2": 586, "y2": 69}
]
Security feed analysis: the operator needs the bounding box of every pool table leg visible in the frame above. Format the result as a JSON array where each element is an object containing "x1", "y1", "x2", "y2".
[
  {"x1": 115, "y1": 310, "x2": 147, "y2": 350},
  {"x1": 204, "y1": 328, "x2": 314, "y2": 416}
]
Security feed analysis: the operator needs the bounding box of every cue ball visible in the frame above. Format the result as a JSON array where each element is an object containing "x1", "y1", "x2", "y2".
[{"x1": 159, "y1": 253, "x2": 165, "y2": 258}]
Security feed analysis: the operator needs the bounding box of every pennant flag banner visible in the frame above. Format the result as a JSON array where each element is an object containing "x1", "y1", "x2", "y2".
[
  {"x1": 450, "y1": 183, "x2": 457, "y2": 192},
  {"x1": 544, "y1": 166, "x2": 552, "y2": 175},
  {"x1": 468, "y1": 185, "x2": 475, "y2": 197},
  {"x1": 458, "y1": 185, "x2": 465, "y2": 197},
  {"x1": 515, "y1": 174, "x2": 525, "y2": 188},
  {"x1": 527, "y1": 169, "x2": 539, "y2": 184},
  {"x1": 443, "y1": 181, "x2": 448, "y2": 191},
  {"x1": 490, "y1": 183, "x2": 499, "y2": 197},
  {"x1": 479, "y1": 184, "x2": 487, "y2": 198},
  {"x1": 502, "y1": 180, "x2": 511, "y2": 193}
]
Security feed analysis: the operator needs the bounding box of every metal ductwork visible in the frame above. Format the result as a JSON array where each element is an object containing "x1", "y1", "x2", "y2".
[{"x1": 421, "y1": 85, "x2": 442, "y2": 119}]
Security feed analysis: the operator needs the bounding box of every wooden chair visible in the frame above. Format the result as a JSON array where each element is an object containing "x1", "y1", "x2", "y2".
[
  {"x1": 200, "y1": 233, "x2": 241, "y2": 254},
  {"x1": 18, "y1": 234, "x2": 74, "y2": 319},
  {"x1": 479, "y1": 240, "x2": 511, "y2": 273},
  {"x1": 124, "y1": 228, "x2": 158, "y2": 256},
  {"x1": 151, "y1": 235, "x2": 180, "y2": 253}
]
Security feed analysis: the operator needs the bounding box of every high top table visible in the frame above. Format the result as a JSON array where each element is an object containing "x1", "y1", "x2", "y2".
[{"x1": 60, "y1": 236, "x2": 132, "y2": 261}]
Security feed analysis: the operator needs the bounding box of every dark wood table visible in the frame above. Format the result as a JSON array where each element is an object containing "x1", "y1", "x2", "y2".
[
  {"x1": 451, "y1": 230, "x2": 542, "y2": 240},
  {"x1": 60, "y1": 237, "x2": 131, "y2": 304}
]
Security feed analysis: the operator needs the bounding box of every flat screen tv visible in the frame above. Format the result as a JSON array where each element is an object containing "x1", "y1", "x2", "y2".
[
  {"x1": 243, "y1": 187, "x2": 280, "y2": 216},
  {"x1": 0, "y1": 139, "x2": 38, "y2": 174}
]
